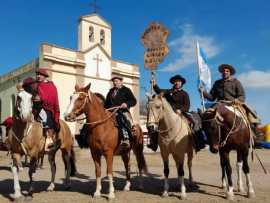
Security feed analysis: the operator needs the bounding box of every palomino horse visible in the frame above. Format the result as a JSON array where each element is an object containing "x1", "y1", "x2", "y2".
[
  {"x1": 64, "y1": 84, "x2": 147, "y2": 199},
  {"x1": 146, "y1": 93, "x2": 193, "y2": 199},
  {"x1": 7, "y1": 86, "x2": 76, "y2": 199},
  {"x1": 201, "y1": 101, "x2": 255, "y2": 200}
]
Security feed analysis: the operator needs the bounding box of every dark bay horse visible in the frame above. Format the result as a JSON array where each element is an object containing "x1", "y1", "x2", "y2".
[
  {"x1": 201, "y1": 102, "x2": 255, "y2": 200},
  {"x1": 7, "y1": 86, "x2": 76, "y2": 199},
  {"x1": 64, "y1": 83, "x2": 147, "y2": 199}
]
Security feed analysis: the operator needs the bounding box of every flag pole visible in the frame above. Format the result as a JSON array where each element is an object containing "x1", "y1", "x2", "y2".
[{"x1": 195, "y1": 41, "x2": 206, "y2": 112}]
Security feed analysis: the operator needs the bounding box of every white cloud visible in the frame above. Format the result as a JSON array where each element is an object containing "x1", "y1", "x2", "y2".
[
  {"x1": 161, "y1": 24, "x2": 220, "y2": 72},
  {"x1": 238, "y1": 70, "x2": 270, "y2": 89}
]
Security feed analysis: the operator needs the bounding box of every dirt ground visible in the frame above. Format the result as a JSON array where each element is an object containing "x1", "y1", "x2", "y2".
[{"x1": 0, "y1": 148, "x2": 269, "y2": 203}]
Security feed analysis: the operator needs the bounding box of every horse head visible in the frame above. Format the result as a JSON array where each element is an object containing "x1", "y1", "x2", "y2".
[
  {"x1": 64, "y1": 83, "x2": 91, "y2": 122},
  {"x1": 15, "y1": 84, "x2": 33, "y2": 122},
  {"x1": 146, "y1": 92, "x2": 165, "y2": 133},
  {"x1": 201, "y1": 104, "x2": 225, "y2": 153}
]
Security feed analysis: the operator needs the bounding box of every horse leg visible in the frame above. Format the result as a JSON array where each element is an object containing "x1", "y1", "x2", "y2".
[
  {"x1": 222, "y1": 151, "x2": 234, "y2": 200},
  {"x1": 161, "y1": 154, "x2": 170, "y2": 197},
  {"x1": 236, "y1": 150, "x2": 245, "y2": 193},
  {"x1": 242, "y1": 148, "x2": 255, "y2": 198},
  {"x1": 11, "y1": 155, "x2": 23, "y2": 199},
  {"x1": 219, "y1": 151, "x2": 227, "y2": 189},
  {"x1": 176, "y1": 154, "x2": 187, "y2": 200},
  {"x1": 105, "y1": 151, "x2": 115, "y2": 199},
  {"x1": 121, "y1": 152, "x2": 131, "y2": 191},
  {"x1": 92, "y1": 153, "x2": 102, "y2": 198},
  {"x1": 47, "y1": 150, "x2": 57, "y2": 191},
  {"x1": 61, "y1": 149, "x2": 71, "y2": 190},
  {"x1": 28, "y1": 157, "x2": 38, "y2": 196},
  {"x1": 187, "y1": 150, "x2": 194, "y2": 186}
]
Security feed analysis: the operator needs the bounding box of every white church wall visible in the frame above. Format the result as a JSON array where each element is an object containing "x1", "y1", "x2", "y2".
[{"x1": 84, "y1": 47, "x2": 111, "y2": 79}]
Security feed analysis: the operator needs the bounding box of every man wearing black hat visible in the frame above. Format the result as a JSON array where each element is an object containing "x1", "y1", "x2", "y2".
[
  {"x1": 200, "y1": 64, "x2": 245, "y2": 102},
  {"x1": 199, "y1": 64, "x2": 260, "y2": 134},
  {"x1": 104, "y1": 75, "x2": 137, "y2": 149}
]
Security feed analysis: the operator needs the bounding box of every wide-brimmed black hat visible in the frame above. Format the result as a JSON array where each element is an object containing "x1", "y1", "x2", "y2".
[
  {"x1": 169, "y1": 74, "x2": 186, "y2": 85},
  {"x1": 218, "y1": 64, "x2": 236, "y2": 75}
]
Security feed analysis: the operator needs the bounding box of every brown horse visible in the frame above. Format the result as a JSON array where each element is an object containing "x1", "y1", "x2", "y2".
[
  {"x1": 7, "y1": 86, "x2": 76, "y2": 200},
  {"x1": 64, "y1": 83, "x2": 147, "y2": 199},
  {"x1": 201, "y1": 102, "x2": 255, "y2": 200}
]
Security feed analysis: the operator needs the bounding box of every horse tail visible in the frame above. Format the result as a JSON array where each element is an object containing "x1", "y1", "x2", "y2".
[
  {"x1": 70, "y1": 147, "x2": 77, "y2": 176},
  {"x1": 132, "y1": 124, "x2": 148, "y2": 174}
]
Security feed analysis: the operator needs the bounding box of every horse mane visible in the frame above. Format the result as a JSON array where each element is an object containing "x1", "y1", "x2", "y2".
[{"x1": 94, "y1": 92, "x2": 106, "y2": 106}]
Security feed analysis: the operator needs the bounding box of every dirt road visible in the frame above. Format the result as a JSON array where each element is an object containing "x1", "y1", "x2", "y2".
[{"x1": 0, "y1": 148, "x2": 269, "y2": 203}]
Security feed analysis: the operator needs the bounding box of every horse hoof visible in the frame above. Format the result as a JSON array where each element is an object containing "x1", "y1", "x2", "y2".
[
  {"x1": 248, "y1": 191, "x2": 255, "y2": 198},
  {"x1": 93, "y1": 191, "x2": 101, "y2": 198},
  {"x1": 161, "y1": 191, "x2": 169, "y2": 197},
  {"x1": 124, "y1": 182, "x2": 131, "y2": 191},
  {"x1": 108, "y1": 192, "x2": 115, "y2": 199},
  {"x1": 226, "y1": 194, "x2": 234, "y2": 201},
  {"x1": 180, "y1": 193, "x2": 187, "y2": 200},
  {"x1": 47, "y1": 183, "x2": 55, "y2": 191},
  {"x1": 13, "y1": 192, "x2": 23, "y2": 200}
]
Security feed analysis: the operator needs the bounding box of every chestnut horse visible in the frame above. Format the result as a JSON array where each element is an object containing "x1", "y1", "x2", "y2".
[
  {"x1": 7, "y1": 87, "x2": 76, "y2": 200},
  {"x1": 64, "y1": 84, "x2": 147, "y2": 199},
  {"x1": 201, "y1": 102, "x2": 255, "y2": 200},
  {"x1": 146, "y1": 93, "x2": 194, "y2": 199}
]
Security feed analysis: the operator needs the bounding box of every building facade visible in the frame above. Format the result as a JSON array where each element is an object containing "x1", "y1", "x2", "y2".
[{"x1": 0, "y1": 13, "x2": 140, "y2": 134}]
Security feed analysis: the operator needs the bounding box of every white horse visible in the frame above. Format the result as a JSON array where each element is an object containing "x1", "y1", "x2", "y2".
[{"x1": 146, "y1": 93, "x2": 194, "y2": 199}]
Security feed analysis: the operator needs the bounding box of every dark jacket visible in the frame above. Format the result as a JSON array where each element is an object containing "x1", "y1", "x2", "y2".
[
  {"x1": 105, "y1": 85, "x2": 137, "y2": 112},
  {"x1": 204, "y1": 78, "x2": 245, "y2": 102},
  {"x1": 153, "y1": 84, "x2": 190, "y2": 112}
]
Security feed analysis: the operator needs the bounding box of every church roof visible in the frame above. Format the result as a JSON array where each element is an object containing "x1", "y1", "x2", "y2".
[
  {"x1": 83, "y1": 43, "x2": 111, "y2": 60},
  {"x1": 79, "y1": 13, "x2": 112, "y2": 29}
]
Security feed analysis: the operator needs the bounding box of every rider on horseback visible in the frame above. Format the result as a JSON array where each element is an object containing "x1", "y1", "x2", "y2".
[
  {"x1": 104, "y1": 75, "x2": 137, "y2": 150},
  {"x1": 151, "y1": 74, "x2": 205, "y2": 152},
  {"x1": 199, "y1": 64, "x2": 261, "y2": 136},
  {"x1": 22, "y1": 68, "x2": 60, "y2": 152}
]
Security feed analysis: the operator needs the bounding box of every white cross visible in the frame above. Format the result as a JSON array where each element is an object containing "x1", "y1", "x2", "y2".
[{"x1": 93, "y1": 54, "x2": 103, "y2": 77}]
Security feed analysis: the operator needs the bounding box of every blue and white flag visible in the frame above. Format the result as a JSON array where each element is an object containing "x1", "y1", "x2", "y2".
[{"x1": 196, "y1": 41, "x2": 211, "y2": 91}]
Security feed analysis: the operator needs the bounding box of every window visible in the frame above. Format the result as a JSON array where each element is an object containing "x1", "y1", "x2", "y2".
[
  {"x1": 89, "y1": 26, "x2": 94, "y2": 42},
  {"x1": 100, "y1": 29, "x2": 105, "y2": 45}
]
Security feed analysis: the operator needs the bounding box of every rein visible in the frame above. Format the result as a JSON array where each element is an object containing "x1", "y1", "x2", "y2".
[
  {"x1": 202, "y1": 104, "x2": 244, "y2": 148},
  {"x1": 70, "y1": 91, "x2": 121, "y2": 126}
]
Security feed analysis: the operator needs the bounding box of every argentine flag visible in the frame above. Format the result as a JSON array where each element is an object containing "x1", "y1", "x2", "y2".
[{"x1": 196, "y1": 41, "x2": 211, "y2": 91}]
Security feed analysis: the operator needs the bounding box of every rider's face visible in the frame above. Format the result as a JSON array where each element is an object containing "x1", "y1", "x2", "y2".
[
  {"x1": 222, "y1": 68, "x2": 231, "y2": 80},
  {"x1": 36, "y1": 73, "x2": 46, "y2": 82},
  {"x1": 173, "y1": 80, "x2": 182, "y2": 89},
  {"x1": 112, "y1": 79, "x2": 122, "y2": 88}
]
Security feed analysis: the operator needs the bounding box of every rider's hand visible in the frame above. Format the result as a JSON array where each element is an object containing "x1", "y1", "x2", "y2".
[
  {"x1": 151, "y1": 79, "x2": 156, "y2": 86},
  {"x1": 198, "y1": 86, "x2": 204, "y2": 93},
  {"x1": 120, "y1": 103, "x2": 128, "y2": 109}
]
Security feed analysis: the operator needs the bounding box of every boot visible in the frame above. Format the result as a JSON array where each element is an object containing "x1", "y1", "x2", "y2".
[
  {"x1": 147, "y1": 131, "x2": 158, "y2": 151},
  {"x1": 194, "y1": 130, "x2": 206, "y2": 152}
]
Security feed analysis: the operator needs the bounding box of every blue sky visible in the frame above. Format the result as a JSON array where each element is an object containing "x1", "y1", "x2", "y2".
[{"x1": 0, "y1": 0, "x2": 270, "y2": 123}]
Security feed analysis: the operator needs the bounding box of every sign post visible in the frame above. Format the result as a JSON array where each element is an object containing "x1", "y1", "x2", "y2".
[{"x1": 141, "y1": 22, "x2": 169, "y2": 94}]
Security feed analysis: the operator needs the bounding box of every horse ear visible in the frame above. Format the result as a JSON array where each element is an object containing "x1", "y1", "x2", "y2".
[
  {"x1": 16, "y1": 83, "x2": 23, "y2": 92},
  {"x1": 75, "y1": 84, "x2": 80, "y2": 92},
  {"x1": 85, "y1": 82, "x2": 91, "y2": 91}
]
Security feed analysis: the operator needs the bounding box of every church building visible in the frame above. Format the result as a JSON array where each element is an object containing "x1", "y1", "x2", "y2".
[{"x1": 0, "y1": 13, "x2": 140, "y2": 134}]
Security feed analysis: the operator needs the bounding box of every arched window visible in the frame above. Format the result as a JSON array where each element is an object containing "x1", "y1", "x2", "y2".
[
  {"x1": 11, "y1": 94, "x2": 16, "y2": 116},
  {"x1": 100, "y1": 29, "x2": 105, "y2": 45},
  {"x1": 89, "y1": 26, "x2": 94, "y2": 42}
]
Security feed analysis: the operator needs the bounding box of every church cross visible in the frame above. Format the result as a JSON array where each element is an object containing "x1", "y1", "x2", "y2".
[
  {"x1": 90, "y1": 0, "x2": 100, "y2": 13},
  {"x1": 93, "y1": 54, "x2": 103, "y2": 77}
]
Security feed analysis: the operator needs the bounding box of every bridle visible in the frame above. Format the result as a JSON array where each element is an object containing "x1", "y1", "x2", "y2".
[
  {"x1": 202, "y1": 104, "x2": 243, "y2": 148},
  {"x1": 69, "y1": 91, "x2": 120, "y2": 126}
]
